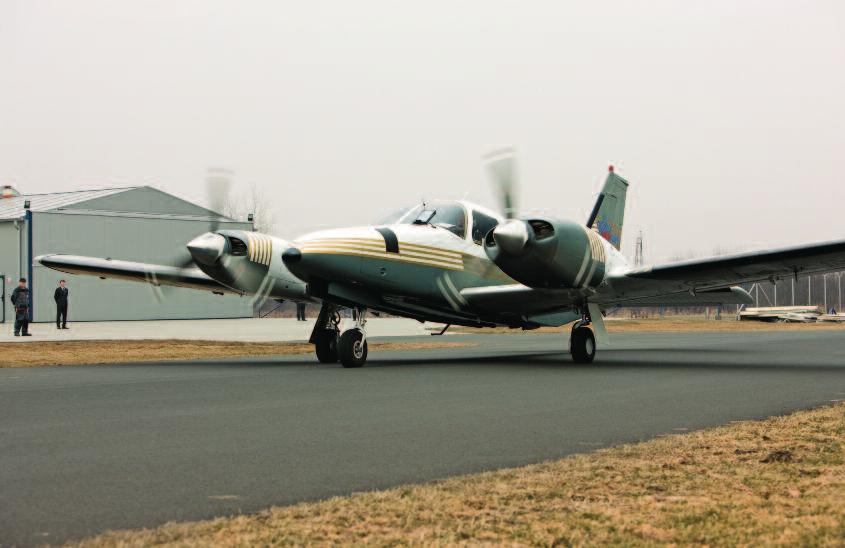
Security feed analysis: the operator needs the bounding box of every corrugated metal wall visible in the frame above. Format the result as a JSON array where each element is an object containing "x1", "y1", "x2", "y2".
[{"x1": 30, "y1": 211, "x2": 255, "y2": 322}]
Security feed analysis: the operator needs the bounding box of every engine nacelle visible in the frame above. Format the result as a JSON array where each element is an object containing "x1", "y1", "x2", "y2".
[
  {"x1": 483, "y1": 217, "x2": 607, "y2": 289},
  {"x1": 190, "y1": 230, "x2": 309, "y2": 300}
]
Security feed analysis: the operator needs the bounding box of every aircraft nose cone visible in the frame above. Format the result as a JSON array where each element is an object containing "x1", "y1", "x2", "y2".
[
  {"x1": 187, "y1": 232, "x2": 226, "y2": 265},
  {"x1": 493, "y1": 219, "x2": 530, "y2": 255}
]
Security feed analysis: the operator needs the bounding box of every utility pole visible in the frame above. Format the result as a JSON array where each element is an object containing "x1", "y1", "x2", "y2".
[
  {"x1": 791, "y1": 277, "x2": 795, "y2": 306},
  {"x1": 839, "y1": 272, "x2": 842, "y2": 313},
  {"x1": 634, "y1": 231, "x2": 644, "y2": 267},
  {"x1": 824, "y1": 273, "x2": 828, "y2": 313}
]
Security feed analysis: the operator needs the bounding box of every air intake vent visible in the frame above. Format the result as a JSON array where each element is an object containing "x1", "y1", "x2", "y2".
[
  {"x1": 484, "y1": 229, "x2": 497, "y2": 247},
  {"x1": 228, "y1": 237, "x2": 248, "y2": 256},
  {"x1": 528, "y1": 220, "x2": 555, "y2": 240}
]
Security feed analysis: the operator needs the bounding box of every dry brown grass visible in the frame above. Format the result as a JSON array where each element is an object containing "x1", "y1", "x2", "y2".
[
  {"x1": 69, "y1": 403, "x2": 845, "y2": 547},
  {"x1": 0, "y1": 340, "x2": 471, "y2": 368},
  {"x1": 455, "y1": 318, "x2": 845, "y2": 335}
]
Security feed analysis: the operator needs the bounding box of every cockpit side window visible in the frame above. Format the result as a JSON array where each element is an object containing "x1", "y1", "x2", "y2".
[{"x1": 471, "y1": 210, "x2": 499, "y2": 245}]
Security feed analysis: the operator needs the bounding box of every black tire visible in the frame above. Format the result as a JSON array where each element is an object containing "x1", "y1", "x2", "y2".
[
  {"x1": 314, "y1": 331, "x2": 338, "y2": 363},
  {"x1": 570, "y1": 326, "x2": 596, "y2": 364},
  {"x1": 338, "y1": 329, "x2": 368, "y2": 368}
]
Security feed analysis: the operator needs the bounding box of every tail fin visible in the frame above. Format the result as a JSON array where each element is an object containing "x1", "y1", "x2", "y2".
[{"x1": 586, "y1": 166, "x2": 629, "y2": 250}]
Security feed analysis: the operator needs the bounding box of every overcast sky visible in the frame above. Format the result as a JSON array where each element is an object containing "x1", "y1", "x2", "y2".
[{"x1": 1, "y1": 0, "x2": 843, "y2": 262}]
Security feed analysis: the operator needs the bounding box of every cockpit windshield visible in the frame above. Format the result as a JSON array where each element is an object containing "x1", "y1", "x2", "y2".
[{"x1": 377, "y1": 200, "x2": 468, "y2": 239}]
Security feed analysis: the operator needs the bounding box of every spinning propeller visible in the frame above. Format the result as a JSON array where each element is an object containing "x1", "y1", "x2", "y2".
[
  {"x1": 483, "y1": 147, "x2": 519, "y2": 219},
  {"x1": 483, "y1": 148, "x2": 531, "y2": 254},
  {"x1": 146, "y1": 175, "x2": 232, "y2": 302}
]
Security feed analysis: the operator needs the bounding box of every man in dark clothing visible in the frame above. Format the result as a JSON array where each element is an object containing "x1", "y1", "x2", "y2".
[
  {"x1": 11, "y1": 278, "x2": 31, "y2": 336},
  {"x1": 296, "y1": 302, "x2": 307, "y2": 321},
  {"x1": 54, "y1": 279, "x2": 69, "y2": 329}
]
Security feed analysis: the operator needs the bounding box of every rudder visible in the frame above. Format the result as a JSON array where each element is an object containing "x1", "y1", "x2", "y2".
[{"x1": 586, "y1": 166, "x2": 629, "y2": 250}]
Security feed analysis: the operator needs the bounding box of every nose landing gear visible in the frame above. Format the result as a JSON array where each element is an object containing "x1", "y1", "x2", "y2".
[
  {"x1": 309, "y1": 304, "x2": 369, "y2": 367},
  {"x1": 338, "y1": 308, "x2": 368, "y2": 368}
]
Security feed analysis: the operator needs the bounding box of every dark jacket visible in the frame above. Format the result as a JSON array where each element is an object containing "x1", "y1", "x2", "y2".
[
  {"x1": 54, "y1": 286, "x2": 69, "y2": 306},
  {"x1": 11, "y1": 287, "x2": 30, "y2": 310}
]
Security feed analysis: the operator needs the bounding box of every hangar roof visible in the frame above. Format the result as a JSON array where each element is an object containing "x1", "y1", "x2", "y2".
[
  {"x1": 0, "y1": 187, "x2": 132, "y2": 218},
  {"x1": 0, "y1": 186, "x2": 231, "y2": 221}
]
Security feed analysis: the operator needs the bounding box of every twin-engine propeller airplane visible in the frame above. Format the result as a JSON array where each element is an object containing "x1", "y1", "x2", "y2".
[{"x1": 38, "y1": 151, "x2": 845, "y2": 367}]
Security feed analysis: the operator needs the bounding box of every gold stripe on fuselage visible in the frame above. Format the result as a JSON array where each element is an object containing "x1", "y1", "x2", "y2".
[
  {"x1": 299, "y1": 242, "x2": 461, "y2": 263},
  {"x1": 300, "y1": 241, "x2": 463, "y2": 266},
  {"x1": 298, "y1": 237, "x2": 465, "y2": 268},
  {"x1": 299, "y1": 246, "x2": 465, "y2": 271},
  {"x1": 307, "y1": 238, "x2": 462, "y2": 260},
  {"x1": 297, "y1": 237, "x2": 517, "y2": 280}
]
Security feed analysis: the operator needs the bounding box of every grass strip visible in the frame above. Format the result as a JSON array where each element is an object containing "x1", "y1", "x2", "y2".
[
  {"x1": 0, "y1": 339, "x2": 471, "y2": 368},
  {"x1": 69, "y1": 403, "x2": 845, "y2": 546}
]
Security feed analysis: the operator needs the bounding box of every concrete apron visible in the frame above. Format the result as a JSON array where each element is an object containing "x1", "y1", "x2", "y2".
[{"x1": 0, "y1": 317, "x2": 429, "y2": 343}]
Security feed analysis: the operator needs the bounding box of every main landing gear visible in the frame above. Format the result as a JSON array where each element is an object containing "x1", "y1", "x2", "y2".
[
  {"x1": 569, "y1": 309, "x2": 597, "y2": 364},
  {"x1": 310, "y1": 304, "x2": 369, "y2": 368}
]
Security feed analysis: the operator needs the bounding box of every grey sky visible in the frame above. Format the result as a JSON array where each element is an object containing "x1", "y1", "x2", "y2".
[{"x1": 1, "y1": 0, "x2": 843, "y2": 263}]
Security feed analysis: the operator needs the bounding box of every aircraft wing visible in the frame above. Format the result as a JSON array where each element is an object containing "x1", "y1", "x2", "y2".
[
  {"x1": 606, "y1": 238, "x2": 845, "y2": 302},
  {"x1": 36, "y1": 254, "x2": 236, "y2": 294},
  {"x1": 605, "y1": 286, "x2": 753, "y2": 307}
]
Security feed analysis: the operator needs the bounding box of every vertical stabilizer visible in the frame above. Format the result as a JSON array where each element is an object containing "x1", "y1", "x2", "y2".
[{"x1": 586, "y1": 166, "x2": 629, "y2": 250}]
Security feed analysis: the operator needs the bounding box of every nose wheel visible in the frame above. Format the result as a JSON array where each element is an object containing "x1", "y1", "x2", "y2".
[
  {"x1": 338, "y1": 328, "x2": 368, "y2": 368},
  {"x1": 338, "y1": 308, "x2": 368, "y2": 368}
]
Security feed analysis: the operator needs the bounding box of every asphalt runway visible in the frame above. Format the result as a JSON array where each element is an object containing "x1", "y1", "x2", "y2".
[{"x1": 3, "y1": 330, "x2": 845, "y2": 546}]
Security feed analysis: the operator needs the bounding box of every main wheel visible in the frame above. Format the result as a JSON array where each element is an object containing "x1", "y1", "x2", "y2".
[
  {"x1": 314, "y1": 331, "x2": 338, "y2": 363},
  {"x1": 338, "y1": 329, "x2": 368, "y2": 368},
  {"x1": 570, "y1": 326, "x2": 596, "y2": 364}
]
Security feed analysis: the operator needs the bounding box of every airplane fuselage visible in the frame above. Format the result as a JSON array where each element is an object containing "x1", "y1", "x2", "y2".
[{"x1": 279, "y1": 210, "x2": 630, "y2": 328}]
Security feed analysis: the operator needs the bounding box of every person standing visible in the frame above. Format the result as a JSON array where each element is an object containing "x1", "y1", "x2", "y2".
[
  {"x1": 296, "y1": 302, "x2": 307, "y2": 321},
  {"x1": 11, "y1": 278, "x2": 31, "y2": 337},
  {"x1": 54, "y1": 279, "x2": 69, "y2": 329}
]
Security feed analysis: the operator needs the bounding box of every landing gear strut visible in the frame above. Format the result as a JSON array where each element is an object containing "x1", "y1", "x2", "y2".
[{"x1": 570, "y1": 310, "x2": 597, "y2": 364}]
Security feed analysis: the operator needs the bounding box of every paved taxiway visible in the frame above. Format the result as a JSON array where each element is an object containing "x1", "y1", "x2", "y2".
[{"x1": 2, "y1": 330, "x2": 845, "y2": 545}]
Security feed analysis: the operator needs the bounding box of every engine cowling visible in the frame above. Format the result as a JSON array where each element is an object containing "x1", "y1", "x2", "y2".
[
  {"x1": 483, "y1": 217, "x2": 607, "y2": 289},
  {"x1": 188, "y1": 230, "x2": 309, "y2": 300}
]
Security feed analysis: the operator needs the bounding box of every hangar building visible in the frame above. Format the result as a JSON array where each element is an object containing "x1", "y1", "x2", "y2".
[{"x1": 0, "y1": 186, "x2": 254, "y2": 323}]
